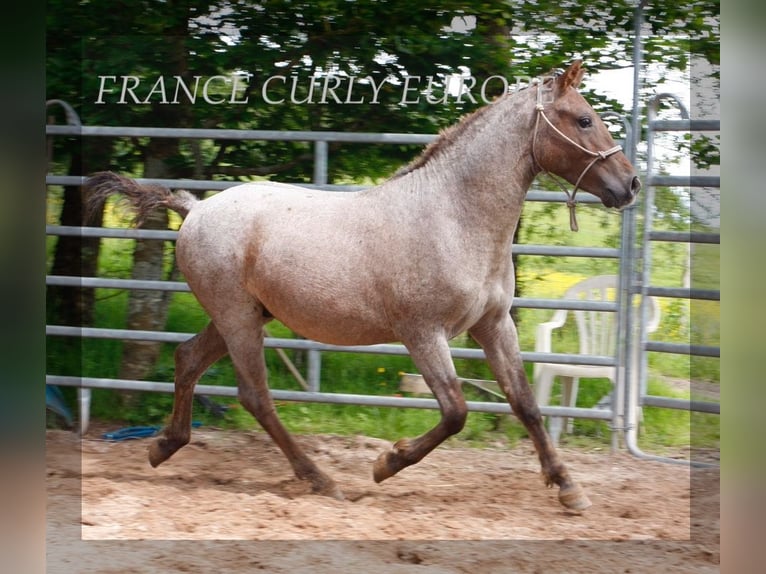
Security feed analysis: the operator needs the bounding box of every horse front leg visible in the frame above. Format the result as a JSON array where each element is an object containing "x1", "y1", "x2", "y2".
[
  {"x1": 149, "y1": 321, "x2": 228, "y2": 467},
  {"x1": 470, "y1": 314, "x2": 592, "y2": 511},
  {"x1": 373, "y1": 335, "x2": 467, "y2": 482}
]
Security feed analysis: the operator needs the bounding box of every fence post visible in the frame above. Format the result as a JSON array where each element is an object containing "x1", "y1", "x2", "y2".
[
  {"x1": 307, "y1": 351, "x2": 322, "y2": 393},
  {"x1": 308, "y1": 139, "x2": 329, "y2": 392},
  {"x1": 313, "y1": 140, "x2": 328, "y2": 187}
]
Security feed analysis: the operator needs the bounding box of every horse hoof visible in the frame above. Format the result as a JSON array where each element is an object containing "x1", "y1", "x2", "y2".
[
  {"x1": 373, "y1": 439, "x2": 412, "y2": 483},
  {"x1": 372, "y1": 450, "x2": 396, "y2": 483},
  {"x1": 372, "y1": 453, "x2": 392, "y2": 483},
  {"x1": 148, "y1": 437, "x2": 179, "y2": 468},
  {"x1": 558, "y1": 483, "x2": 592, "y2": 512}
]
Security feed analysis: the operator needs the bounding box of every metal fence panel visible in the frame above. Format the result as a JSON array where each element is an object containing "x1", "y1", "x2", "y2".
[{"x1": 44, "y1": 108, "x2": 681, "y2": 456}]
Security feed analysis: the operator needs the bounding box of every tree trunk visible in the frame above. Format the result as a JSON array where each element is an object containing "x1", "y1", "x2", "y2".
[
  {"x1": 116, "y1": 23, "x2": 191, "y2": 403},
  {"x1": 48, "y1": 140, "x2": 110, "y2": 328},
  {"x1": 117, "y1": 151, "x2": 174, "y2": 394}
]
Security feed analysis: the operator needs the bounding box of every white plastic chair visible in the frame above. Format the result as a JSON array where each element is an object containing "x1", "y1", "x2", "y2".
[{"x1": 533, "y1": 275, "x2": 660, "y2": 443}]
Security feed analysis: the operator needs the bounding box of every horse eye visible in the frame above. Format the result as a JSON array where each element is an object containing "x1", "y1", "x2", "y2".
[{"x1": 578, "y1": 116, "x2": 593, "y2": 128}]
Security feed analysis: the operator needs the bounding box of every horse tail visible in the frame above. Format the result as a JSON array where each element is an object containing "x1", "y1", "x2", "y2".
[{"x1": 85, "y1": 171, "x2": 199, "y2": 226}]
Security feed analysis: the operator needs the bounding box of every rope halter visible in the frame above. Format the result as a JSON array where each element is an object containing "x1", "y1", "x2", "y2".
[{"x1": 530, "y1": 77, "x2": 622, "y2": 231}]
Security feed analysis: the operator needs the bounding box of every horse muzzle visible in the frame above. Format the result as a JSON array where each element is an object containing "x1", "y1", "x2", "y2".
[{"x1": 605, "y1": 175, "x2": 641, "y2": 210}]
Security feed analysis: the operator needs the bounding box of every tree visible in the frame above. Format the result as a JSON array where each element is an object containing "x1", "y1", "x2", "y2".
[{"x1": 46, "y1": 1, "x2": 719, "y2": 385}]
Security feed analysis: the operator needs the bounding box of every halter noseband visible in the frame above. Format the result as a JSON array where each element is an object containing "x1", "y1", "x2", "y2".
[{"x1": 530, "y1": 78, "x2": 622, "y2": 232}]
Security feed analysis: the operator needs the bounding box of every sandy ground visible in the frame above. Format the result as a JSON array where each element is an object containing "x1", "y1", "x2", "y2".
[{"x1": 46, "y1": 426, "x2": 719, "y2": 573}]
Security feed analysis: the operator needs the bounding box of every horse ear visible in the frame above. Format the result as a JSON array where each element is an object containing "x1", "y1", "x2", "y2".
[{"x1": 555, "y1": 60, "x2": 585, "y2": 95}]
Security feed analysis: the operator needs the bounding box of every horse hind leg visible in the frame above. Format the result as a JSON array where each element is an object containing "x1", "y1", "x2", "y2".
[
  {"x1": 217, "y1": 306, "x2": 344, "y2": 500},
  {"x1": 149, "y1": 321, "x2": 228, "y2": 467},
  {"x1": 373, "y1": 335, "x2": 467, "y2": 482}
]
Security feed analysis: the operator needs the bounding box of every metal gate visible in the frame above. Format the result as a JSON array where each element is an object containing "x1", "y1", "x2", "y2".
[
  {"x1": 622, "y1": 93, "x2": 720, "y2": 466},
  {"x1": 45, "y1": 101, "x2": 634, "y2": 446}
]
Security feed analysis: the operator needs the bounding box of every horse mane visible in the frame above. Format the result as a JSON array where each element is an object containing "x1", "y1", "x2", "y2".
[
  {"x1": 389, "y1": 95, "x2": 508, "y2": 180},
  {"x1": 388, "y1": 71, "x2": 565, "y2": 181}
]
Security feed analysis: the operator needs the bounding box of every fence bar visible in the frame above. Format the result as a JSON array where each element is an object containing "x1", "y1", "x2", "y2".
[
  {"x1": 648, "y1": 119, "x2": 720, "y2": 132},
  {"x1": 46, "y1": 174, "x2": 605, "y2": 205},
  {"x1": 47, "y1": 325, "x2": 191, "y2": 343},
  {"x1": 524, "y1": 190, "x2": 601, "y2": 203},
  {"x1": 644, "y1": 286, "x2": 720, "y2": 301},
  {"x1": 47, "y1": 225, "x2": 618, "y2": 258},
  {"x1": 45, "y1": 375, "x2": 614, "y2": 420},
  {"x1": 46, "y1": 225, "x2": 179, "y2": 240},
  {"x1": 45, "y1": 124, "x2": 437, "y2": 144},
  {"x1": 648, "y1": 230, "x2": 720, "y2": 244},
  {"x1": 45, "y1": 273, "x2": 619, "y2": 310},
  {"x1": 45, "y1": 325, "x2": 616, "y2": 366},
  {"x1": 46, "y1": 275, "x2": 191, "y2": 292},
  {"x1": 47, "y1": 174, "x2": 236, "y2": 191},
  {"x1": 513, "y1": 245, "x2": 619, "y2": 257},
  {"x1": 641, "y1": 394, "x2": 720, "y2": 414},
  {"x1": 512, "y1": 299, "x2": 616, "y2": 311},
  {"x1": 644, "y1": 341, "x2": 720, "y2": 358},
  {"x1": 647, "y1": 175, "x2": 720, "y2": 188}
]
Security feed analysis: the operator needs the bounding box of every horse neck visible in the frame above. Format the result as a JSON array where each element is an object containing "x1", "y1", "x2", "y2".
[{"x1": 389, "y1": 90, "x2": 539, "y2": 241}]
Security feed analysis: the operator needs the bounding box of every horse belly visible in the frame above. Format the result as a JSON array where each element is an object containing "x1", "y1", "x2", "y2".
[
  {"x1": 252, "y1": 277, "x2": 395, "y2": 345},
  {"x1": 270, "y1": 307, "x2": 395, "y2": 347},
  {"x1": 245, "y1": 234, "x2": 396, "y2": 346}
]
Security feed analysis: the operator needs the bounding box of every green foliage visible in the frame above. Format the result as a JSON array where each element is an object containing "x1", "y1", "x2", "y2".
[
  {"x1": 47, "y1": 1, "x2": 719, "y2": 182},
  {"x1": 680, "y1": 133, "x2": 720, "y2": 171},
  {"x1": 48, "y1": 1, "x2": 522, "y2": 181}
]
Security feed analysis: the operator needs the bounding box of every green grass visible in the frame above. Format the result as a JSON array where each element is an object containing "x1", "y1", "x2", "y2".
[{"x1": 46, "y1": 191, "x2": 719, "y2": 457}]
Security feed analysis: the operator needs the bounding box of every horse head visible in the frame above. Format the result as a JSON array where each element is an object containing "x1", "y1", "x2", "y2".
[{"x1": 531, "y1": 60, "x2": 640, "y2": 212}]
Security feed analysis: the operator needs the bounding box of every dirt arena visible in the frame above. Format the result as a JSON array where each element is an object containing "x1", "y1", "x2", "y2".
[{"x1": 46, "y1": 426, "x2": 719, "y2": 573}]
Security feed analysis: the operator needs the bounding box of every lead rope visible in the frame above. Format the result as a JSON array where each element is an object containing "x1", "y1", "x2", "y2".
[{"x1": 530, "y1": 79, "x2": 622, "y2": 232}]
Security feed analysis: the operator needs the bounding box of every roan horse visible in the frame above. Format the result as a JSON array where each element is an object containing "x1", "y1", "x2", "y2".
[{"x1": 87, "y1": 60, "x2": 639, "y2": 511}]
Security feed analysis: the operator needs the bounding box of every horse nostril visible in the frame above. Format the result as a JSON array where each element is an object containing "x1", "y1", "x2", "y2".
[{"x1": 630, "y1": 176, "x2": 641, "y2": 195}]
